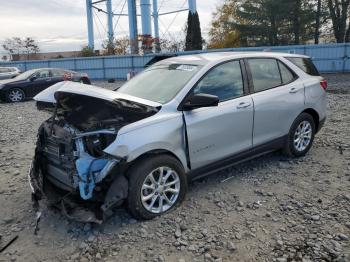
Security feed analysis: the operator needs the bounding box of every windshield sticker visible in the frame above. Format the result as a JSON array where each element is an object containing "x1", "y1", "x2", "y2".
[{"x1": 174, "y1": 65, "x2": 198, "y2": 71}]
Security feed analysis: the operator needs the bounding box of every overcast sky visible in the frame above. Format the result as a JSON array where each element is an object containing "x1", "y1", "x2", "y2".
[{"x1": 0, "y1": 0, "x2": 220, "y2": 57}]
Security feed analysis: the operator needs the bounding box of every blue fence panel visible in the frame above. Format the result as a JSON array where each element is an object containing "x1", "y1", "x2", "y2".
[
  {"x1": 0, "y1": 43, "x2": 349, "y2": 79},
  {"x1": 49, "y1": 59, "x2": 76, "y2": 70}
]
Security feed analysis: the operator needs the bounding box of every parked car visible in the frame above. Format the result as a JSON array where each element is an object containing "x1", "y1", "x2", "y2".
[
  {"x1": 0, "y1": 67, "x2": 21, "y2": 80},
  {"x1": 0, "y1": 68, "x2": 91, "y2": 102},
  {"x1": 29, "y1": 52, "x2": 326, "y2": 222}
]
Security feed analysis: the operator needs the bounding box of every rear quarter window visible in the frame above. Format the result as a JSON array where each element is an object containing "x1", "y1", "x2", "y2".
[{"x1": 286, "y1": 57, "x2": 320, "y2": 76}]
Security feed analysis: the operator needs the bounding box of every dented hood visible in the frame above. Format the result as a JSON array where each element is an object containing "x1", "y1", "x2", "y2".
[
  {"x1": 34, "y1": 81, "x2": 162, "y2": 108},
  {"x1": 34, "y1": 81, "x2": 161, "y2": 132}
]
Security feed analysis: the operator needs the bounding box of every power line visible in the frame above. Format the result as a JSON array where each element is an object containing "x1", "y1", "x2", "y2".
[{"x1": 160, "y1": 0, "x2": 187, "y2": 40}]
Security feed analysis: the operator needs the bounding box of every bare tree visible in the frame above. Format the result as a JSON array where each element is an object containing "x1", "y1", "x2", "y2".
[
  {"x1": 2, "y1": 37, "x2": 40, "y2": 61},
  {"x1": 315, "y1": 0, "x2": 323, "y2": 43},
  {"x1": 327, "y1": 0, "x2": 350, "y2": 43},
  {"x1": 23, "y1": 37, "x2": 40, "y2": 59},
  {"x1": 102, "y1": 37, "x2": 130, "y2": 55}
]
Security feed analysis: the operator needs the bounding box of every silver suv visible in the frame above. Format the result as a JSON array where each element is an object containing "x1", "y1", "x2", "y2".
[
  {"x1": 0, "y1": 67, "x2": 21, "y2": 80},
  {"x1": 30, "y1": 52, "x2": 327, "y2": 222}
]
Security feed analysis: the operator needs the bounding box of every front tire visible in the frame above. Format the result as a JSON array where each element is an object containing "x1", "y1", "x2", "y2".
[
  {"x1": 283, "y1": 113, "x2": 315, "y2": 157},
  {"x1": 6, "y1": 88, "x2": 25, "y2": 103},
  {"x1": 127, "y1": 154, "x2": 187, "y2": 220}
]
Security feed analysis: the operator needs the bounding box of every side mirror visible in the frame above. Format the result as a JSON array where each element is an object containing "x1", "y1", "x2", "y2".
[
  {"x1": 30, "y1": 76, "x2": 37, "y2": 82},
  {"x1": 181, "y1": 93, "x2": 219, "y2": 111}
]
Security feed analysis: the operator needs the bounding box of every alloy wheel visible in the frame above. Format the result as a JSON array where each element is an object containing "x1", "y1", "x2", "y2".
[
  {"x1": 141, "y1": 166, "x2": 180, "y2": 214},
  {"x1": 8, "y1": 89, "x2": 24, "y2": 102},
  {"x1": 293, "y1": 120, "x2": 312, "y2": 152}
]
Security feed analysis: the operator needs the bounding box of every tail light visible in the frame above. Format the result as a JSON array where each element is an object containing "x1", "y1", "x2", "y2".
[{"x1": 320, "y1": 79, "x2": 328, "y2": 90}]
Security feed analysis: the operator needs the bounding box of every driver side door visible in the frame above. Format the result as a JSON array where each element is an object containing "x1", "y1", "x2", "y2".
[{"x1": 183, "y1": 60, "x2": 254, "y2": 170}]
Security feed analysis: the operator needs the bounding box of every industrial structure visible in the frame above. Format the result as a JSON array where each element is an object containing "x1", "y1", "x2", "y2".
[{"x1": 85, "y1": 0, "x2": 197, "y2": 54}]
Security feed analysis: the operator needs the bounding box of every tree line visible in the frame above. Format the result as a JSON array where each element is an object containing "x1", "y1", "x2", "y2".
[
  {"x1": 2, "y1": 37, "x2": 40, "y2": 61},
  {"x1": 209, "y1": 0, "x2": 350, "y2": 48}
]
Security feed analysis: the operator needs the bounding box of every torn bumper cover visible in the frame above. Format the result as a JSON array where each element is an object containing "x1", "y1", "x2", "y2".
[
  {"x1": 29, "y1": 84, "x2": 160, "y2": 223},
  {"x1": 28, "y1": 121, "x2": 128, "y2": 224}
]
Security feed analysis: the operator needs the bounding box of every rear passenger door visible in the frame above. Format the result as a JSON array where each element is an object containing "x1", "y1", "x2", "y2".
[
  {"x1": 246, "y1": 58, "x2": 305, "y2": 146},
  {"x1": 50, "y1": 69, "x2": 66, "y2": 85}
]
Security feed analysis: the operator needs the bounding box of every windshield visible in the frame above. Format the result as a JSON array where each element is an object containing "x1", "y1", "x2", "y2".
[
  {"x1": 117, "y1": 64, "x2": 201, "y2": 104},
  {"x1": 14, "y1": 69, "x2": 38, "y2": 80}
]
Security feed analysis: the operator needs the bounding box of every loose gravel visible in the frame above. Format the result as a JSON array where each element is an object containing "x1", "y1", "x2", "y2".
[{"x1": 0, "y1": 75, "x2": 349, "y2": 262}]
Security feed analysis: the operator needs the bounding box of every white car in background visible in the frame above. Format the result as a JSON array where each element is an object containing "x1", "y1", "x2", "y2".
[{"x1": 0, "y1": 67, "x2": 21, "y2": 80}]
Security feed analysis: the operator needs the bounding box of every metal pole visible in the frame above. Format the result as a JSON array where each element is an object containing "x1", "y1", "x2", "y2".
[
  {"x1": 188, "y1": 0, "x2": 197, "y2": 14},
  {"x1": 141, "y1": 0, "x2": 152, "y2": 53},
  {"x1": 106, "y1": 0, "x2": 114, "y2": 43},
  {"x1": 152, "y1": 0, "x2": 161, "y2": 52},
  {"x1": 86, "y1": 0, "x2": 95, "y2": 50},
  {"x1": 128, "y1": 0, "x2": 138, "y2": 54},
  {"x1": 141, "y1": 0, "x2": 152, "y2": 36}
]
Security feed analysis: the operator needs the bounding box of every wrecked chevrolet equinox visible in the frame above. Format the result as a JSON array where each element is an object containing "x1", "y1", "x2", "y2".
[{"x1": 29, "y1": 52, "x2": 327, "y2": 222}]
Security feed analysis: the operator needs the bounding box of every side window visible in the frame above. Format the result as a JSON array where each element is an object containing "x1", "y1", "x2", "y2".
[
  {"x1": 286, "y1": 57, "x2": 320, "y2": 76},
  {"x1": 248, "y1": 59, "x2": 282, "y2": 92},
  {"x1": 278, "y1": 61, "x2": 295, "y2": 84},
  {"x1": 51, "y1": 69, "x2": 65, "y2": 77},
  {"x1": 193, "y1": 61, "x2": 244, "y2": 102},
  {"x1": 33, "y1": 70, "x2": 50, "y2": 79}
]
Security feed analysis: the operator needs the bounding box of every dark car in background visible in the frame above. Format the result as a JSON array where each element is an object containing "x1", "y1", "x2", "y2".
[{"x1": 0, "y1": 68, "x2": 91, "y2": 102}]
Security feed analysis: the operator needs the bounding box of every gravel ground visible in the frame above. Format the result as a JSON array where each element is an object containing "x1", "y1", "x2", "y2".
[{"x1": 0, "y1": 75, "x2": 349, "y2": 262}]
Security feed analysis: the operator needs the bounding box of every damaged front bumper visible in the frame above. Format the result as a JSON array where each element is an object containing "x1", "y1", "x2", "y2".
[{"x1": 28, "y1": 120, "x2": 129, "y2": 224}]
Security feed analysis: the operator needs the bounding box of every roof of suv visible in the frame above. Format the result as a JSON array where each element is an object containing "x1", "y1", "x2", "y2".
[{"x1": 160, "y1": 52, "x2": 308, "y2": 66}]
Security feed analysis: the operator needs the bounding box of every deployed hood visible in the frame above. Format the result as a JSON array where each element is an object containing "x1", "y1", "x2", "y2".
[
  {"x1": 34, "y1": 81, "x2": 161, "y2": 108},
  {"x1": 34, "y1": 81, "x2": 161, "y2": 132}
]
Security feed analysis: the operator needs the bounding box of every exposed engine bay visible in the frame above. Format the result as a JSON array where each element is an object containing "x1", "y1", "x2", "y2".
[{"x1": 29, "y1": 91, "x2": 160, "y2": 223}]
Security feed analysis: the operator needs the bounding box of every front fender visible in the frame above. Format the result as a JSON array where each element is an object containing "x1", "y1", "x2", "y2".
[{"x1": 103, "y1": 116, "x2": 189, "y2": 172}]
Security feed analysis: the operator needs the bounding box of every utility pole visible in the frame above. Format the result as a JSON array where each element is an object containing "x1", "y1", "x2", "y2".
[
  {"x1": 86, "y1": 0, "x2": 94, "y2": 50},
  {"x1": 140, "y1": 0, "x2": 153, "y2": 53},
  {"x1": 128, "y1": 0, "x2": 139, "y2": 54}
]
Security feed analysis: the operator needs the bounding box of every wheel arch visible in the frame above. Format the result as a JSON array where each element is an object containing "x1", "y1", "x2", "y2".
[
  {"x1": 302, "y1": 108, "x2": 320, "y2": 132},
  {"x1": 123, "y1": 149, "x2": 187, "y2": 177}
]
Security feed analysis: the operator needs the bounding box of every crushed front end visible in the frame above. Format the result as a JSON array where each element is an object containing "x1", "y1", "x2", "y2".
[{"x1": 29, "y1": 89, "x2": 159, "y2": 223}]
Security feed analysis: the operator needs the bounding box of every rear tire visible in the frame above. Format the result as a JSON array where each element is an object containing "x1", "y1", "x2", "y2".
[
  {"x1": 6, "y1": 88, "x2": 25, "y2": 103},
  {"x1": 283, "y1": 113, "x2": 315, "y2": 157},
  {"x1": 127, "y1": 154, "x2": 187, "y2": 220}
]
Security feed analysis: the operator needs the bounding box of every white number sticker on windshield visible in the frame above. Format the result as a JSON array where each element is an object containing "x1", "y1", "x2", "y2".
[{"x1": 176, "y1": 65, "x2": 198, "y2": 72}]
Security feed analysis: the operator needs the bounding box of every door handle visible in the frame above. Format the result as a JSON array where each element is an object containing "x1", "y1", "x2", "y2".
[
  {"x1": 46, "y1": 78, "x2": 52, "y2": 82},
  {"x1": 236, "y1": 102, "x2": 251, "y2": 109},
  {"x1": 289, "y1": 88, "x2": 298, "y2": 94}
]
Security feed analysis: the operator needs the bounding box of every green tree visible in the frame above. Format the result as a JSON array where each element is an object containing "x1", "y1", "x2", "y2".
[
  {"x1": 209, "y1": 0, "x2": 324, "y2": 47},
  {"x1": 185, "y1": 11, "x2": 203, "y2": 51},
  {"x1": 80, "y1": 46, "x2": 95, "y2": 57},
  {"x1": 208, "y1": 1, "x2": 241, "y2": 48}
]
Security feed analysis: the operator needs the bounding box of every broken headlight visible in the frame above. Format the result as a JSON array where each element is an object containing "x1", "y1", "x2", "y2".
[{"x1": 83, "y1": 134, "x2": 116, "y2": 157}]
